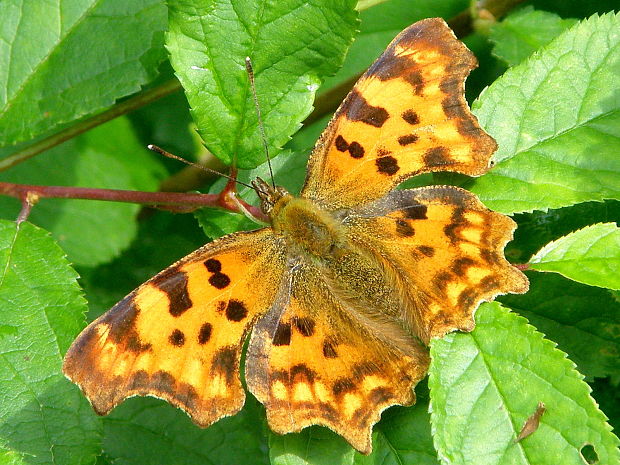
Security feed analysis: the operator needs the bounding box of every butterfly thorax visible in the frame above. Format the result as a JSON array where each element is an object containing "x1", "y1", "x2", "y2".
[{"x1": 270, "y1": 194, "x2": 345, "y2": 260}]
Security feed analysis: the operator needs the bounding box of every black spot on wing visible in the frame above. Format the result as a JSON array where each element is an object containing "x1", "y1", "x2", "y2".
[
  {"x1": 102, "y1": 297, "x2": 152, "y2": 353},
  {"x1": 398, "y1": 134, "x2": 419, "y2": 146},
  {"x1": 395, "y1": 219, "x2": 415, "y2": 237},
  {"x1": 444, "y1": 207, "x2": 466, "y2": 244},
  {"x1": 424, "y1": 146, "x2": 453, "y2": 167},
  {"x1": 169, "y1": 329, "x2": 185, "y2": 347},
  {"x1": 273, "y1": 323, "x2": 291, "y2": 346},
  {"x1": 293, "y1": 317, "x2": 315, "y2": 337},
  {"x1": 348, "y1": 141, "x2": 365, "y2": 159},
  {"x1": 225, "y1": 300, "x2": 248, "y2": 322},
  {"x1": 204, "y1": 258, "x2": 222, "y2": 273},
  {"x1": 212, "y1": 346, "x2": 237, "y2": 385},
  {"x1": 335, "y1": 135, "x2": 348, "y2": 152},
  {"x1": 405, "y1": 71, "x2": 425, "y2": 95},
  {"x1": 334, "y1": 135, "x2": 365, "y2": 159},
  {"x1": 433, "y1": 272, "x2": 452, "y2": 292},
  {"x1": 209, "y1": 273, "x2": 231, "y2": 289},
  {"x1": 453, "y1": 257, "x2": 477, "y2": 276},
  {"x1": 458, "y1": 288, "x2": 477, "y2": 308},
  {"x1": 402, "y1": 203, "x2": 427, "y2": 220},
  {"x1": 151, "y1": 270, "x2": 193, "y2": 317},
  {"x1": 290, "y1": 364, "x2": 316, "y2": 383},
  {"x1": 370, "y1": 386, "x2": 394, "y2": 404},
  {"x1": 332, "y1": 378, "x2": 355, "y2": 396},
  {"x1": 376, "y1": 156, "x2": 400, "y2": 175},
  {"x1": 322, "y1": 340, "x2": 338, "y2": 358},
  {"x1": 417, "y1": 245, "x2": 435, "y2": 257},
  {"x1": 402, "y1": 109, "x2": 419, "y2": 125},
  {"x1": 346, "y1": 90, "x2": 389, "y2": 128},
  {"x1": 198, "y1": 323, "x2": 212, "y2": 344}
]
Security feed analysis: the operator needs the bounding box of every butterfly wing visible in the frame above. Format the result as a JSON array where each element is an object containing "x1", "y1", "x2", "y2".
[
  {"x1": 63, "y1": 228, "x2": 287, "y2": 427},
  {"x1": 346, "y1": 186, "x2": 529, "y2": 343},
  {"x1": 301, "y1": 18, "x2": 495, "y2": 209},
  {"x1": 245, "y1": 261, "x2": 430, "y2": 454}
]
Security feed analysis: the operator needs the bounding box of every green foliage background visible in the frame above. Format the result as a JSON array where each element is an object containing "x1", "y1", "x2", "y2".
[{"x1": 0, "y1": 0, "x2": 618, "y2": 464}]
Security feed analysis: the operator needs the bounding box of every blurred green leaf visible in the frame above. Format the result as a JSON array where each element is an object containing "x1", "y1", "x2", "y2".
[
  {"x1": 101, "y1": 396, "x2": 268, "y2": 465},
  {"x1": 590, "y1": 377, "x2": 620, "y2": 433},
  {"x1": 0, "y1": 220, "x2": 102, "y2": 464},
  {"x1": 79, "y1": 211, "x2": 207, "y2": 321},
  {"x1": 0, "y1": 0, "x2": 167, "y2": 147},
  {"x1": 0, "y1": 117, "x2": 165, "y2": 267},
  {"x1": 529, "y1": 222, "x2": 620, "y2": 289},
  {"x1": 529, "y1": 0, "x2": 618, "y2": 18},
  {"x1": 507, "y1": 200, "x2": 620, "y2": 263},
  {"x1": 270, "y1": 427, "x2": 355, "y2": 465},
  {"x1": 166, "y1": 0, "x2": 359, "y2": 169},
  {"x1": 429, "y1": 302, "x2": 620, "y2": 465},
  {"x1": 470, "y1": 13, "x2": 620, "y2": 214},
  {"x1": 358, "y1": 393, "x2": 439, "y2": 465},
  {"x1": 500, "y1": 272, "x2": 620, "y2": 378},
  {"x1": 490, "y1": 7, "x2": 577, "y2": 66}
]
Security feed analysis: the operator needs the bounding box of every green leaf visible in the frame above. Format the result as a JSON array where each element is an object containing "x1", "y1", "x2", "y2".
[
  {"x1": 102, "y1": 396, "x2": 268, "y2": 465},
  {"x1": 500, "y1": 272, "x2": 620, "y2": 379},
  {"x1": 469, "y1": 13, "x2": 620, "y2": 214},
  {"x1": 0, "y1": 117, "x2": 165, "y2": 267},
  {"x1": 0, "y1": 220, "x2": 102, "y2": 464},
  {"x1": 0, "y1": 0, "x2": 167, "y2": 147},
  {"x1": 529, "y1": 222, "x2": 620, "y2": 290},
  {"x1": 429, "y1": 302, "x2": 620, "y2": 465},
  {"x1": 490, "y1": 7, "x2": 577, "y2": 66},
  {"x1": 166, "y1": 0, "x2": 359, "y2": 169}
]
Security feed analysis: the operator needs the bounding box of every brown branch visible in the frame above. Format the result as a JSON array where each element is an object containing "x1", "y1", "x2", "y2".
[{"x1": 0, "y1": 182, "x2": 268, "y2": 222}]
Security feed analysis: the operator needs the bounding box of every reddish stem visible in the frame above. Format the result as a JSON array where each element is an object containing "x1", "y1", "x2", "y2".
[
  {"x1": 0, "y1": 182, "x2": 266, "y2": 221},
  {"x1": 514, "y1": 263, "x2": 530, "y2": 271}
]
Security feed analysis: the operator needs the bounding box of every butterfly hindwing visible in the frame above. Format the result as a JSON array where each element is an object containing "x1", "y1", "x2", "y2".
[
  {"x1": 302, "y1": 18, "x2": 496, "y2": 209},
  {"x1": 245, "y1": 261, "x2": 430, "y2": 454},
  {"x1": 347, "y1": 186, "x2": 529, "y2": 343},
  {"x1": 63, "y1": 228, "x2": 287, "y2": 427}
]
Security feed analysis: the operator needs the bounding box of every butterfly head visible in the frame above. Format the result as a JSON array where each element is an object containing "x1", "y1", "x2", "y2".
[{"x1": 252, "y1": 177, "x2": 290, "y2": 217}]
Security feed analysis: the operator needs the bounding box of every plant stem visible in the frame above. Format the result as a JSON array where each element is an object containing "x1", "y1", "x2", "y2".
[
  {"x1": 0, "y1": 79, "x2": 182, "y2": 172},
  {"x1": 0, "y1": 182, "x2": 267, "y2": 221}
]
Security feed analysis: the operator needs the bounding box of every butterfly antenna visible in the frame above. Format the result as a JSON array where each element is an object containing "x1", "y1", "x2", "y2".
[
  {"x1": 147, "y1": 145, "x2": 255, "y2": 190},
  {"x1": 245, "y1": 57, "x2": 275, "y2": 188}
]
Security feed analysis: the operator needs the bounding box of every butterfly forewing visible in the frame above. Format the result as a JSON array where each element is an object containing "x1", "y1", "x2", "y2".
[
  {"x1": 63, "y1": 228, "x2": 287, "y2": 427},
  {"x1": 301, "y1": 18, "x2": 496, "y2": 209}
]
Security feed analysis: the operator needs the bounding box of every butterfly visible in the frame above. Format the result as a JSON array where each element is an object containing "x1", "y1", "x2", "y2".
[{"x1": 63, "y1": 18, "x2": 528, "y2": 454}]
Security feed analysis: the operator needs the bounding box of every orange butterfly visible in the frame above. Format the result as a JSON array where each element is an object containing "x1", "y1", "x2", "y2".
[{"x1": 63, "y1": 18, "x2": 528, "y2": 454}]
